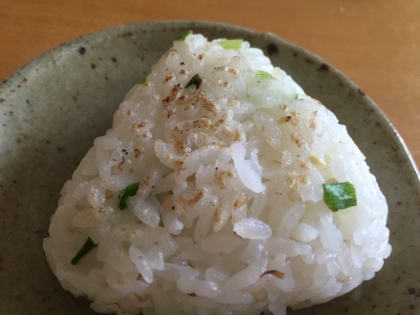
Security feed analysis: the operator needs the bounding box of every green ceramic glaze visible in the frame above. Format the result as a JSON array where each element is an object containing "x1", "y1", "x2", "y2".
[{"x1": 0, "y1": 21, "x2": 418, "y2": 315}]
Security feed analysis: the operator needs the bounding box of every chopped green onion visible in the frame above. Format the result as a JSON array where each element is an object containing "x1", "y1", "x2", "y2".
[
  {"x1": 185, "y1": 74, "x2": 202, "y2": 89},
  {"x1": 118, "y1": 182, "x2": 140, "y2": 210},
  {"x1": 178, "y1": 30, "x2": 193, "y2": 41},
  {"x1": 71, "y1": 237, "x2": 98, "y2": 265},
  {"x1": 256, "y1": 70, "x2": 275, "y2": 79},
  {"x1": 139, "y1": 70, "x2": 151, "y2": 84},
  {"x1": 218, "y1": 39, "x2": 243, "y2": 52},
  {"x1": 295, "y1": 94, "x2": 299, "y2": 99},
  {"x1": 323, "y1": 182, "x2": 357, "y2": 212}
]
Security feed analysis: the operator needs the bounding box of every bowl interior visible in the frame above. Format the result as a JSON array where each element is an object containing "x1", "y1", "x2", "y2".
[{"x1": 0, "y1": 21, "x2": 419, "y2": 315}]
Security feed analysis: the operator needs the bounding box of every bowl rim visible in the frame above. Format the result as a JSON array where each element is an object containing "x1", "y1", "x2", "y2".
[{"x1": 1, "y1": 19, "x2": 419, "y2": 315}]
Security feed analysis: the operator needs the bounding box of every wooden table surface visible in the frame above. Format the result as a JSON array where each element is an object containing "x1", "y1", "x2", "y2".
[{"x1": 1, "y1": 0, "x2": 419, "y2": 167}]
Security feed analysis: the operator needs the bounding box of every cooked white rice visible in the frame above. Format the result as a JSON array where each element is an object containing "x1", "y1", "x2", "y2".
[{"x1": 43, "y1": 33, "x2": 391, "y2": 315}]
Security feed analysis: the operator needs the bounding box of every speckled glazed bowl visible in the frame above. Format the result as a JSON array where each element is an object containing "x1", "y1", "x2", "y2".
[{"x1": 0, "y1": 21, "x2": 419, "y2": 315}]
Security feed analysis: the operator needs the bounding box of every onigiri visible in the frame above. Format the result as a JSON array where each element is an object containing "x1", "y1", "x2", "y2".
[{"x1": 43, "y1": 32, "x2": 391, "y2": 315}]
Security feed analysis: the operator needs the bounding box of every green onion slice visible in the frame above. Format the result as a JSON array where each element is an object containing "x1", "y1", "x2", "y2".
[
  {"x1": 178, "y1": 30, "x2": 193, "y2": 41},
  {"x1": 185, "y1": 74, "x2": 202, "y2": 89},
  {"x1": 218, "y1": 39, "x2": 243, "y2": 51},
  {"x1": 256, "y1": 70, "x2": 275, "y2": 79},
  {"x1": 71, "y1": 237, "x2": 98, "y2": 265},
  {"x1": 322, "y1": 182, "x2": 357, "y2": 212},
  {"x1": 139, "y1": 70, "x2": 151, "y2": 84},
  {"x1": 118, "y1": 182, "x2": 140, "y2": 210},
  {"x1": 295, "y1": 94, "x2": 299, "y2": 99}
]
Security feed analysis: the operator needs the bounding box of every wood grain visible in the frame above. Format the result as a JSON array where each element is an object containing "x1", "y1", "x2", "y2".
[{"x1": 1, "y1": 0, "x2": 419, "y2": 167}]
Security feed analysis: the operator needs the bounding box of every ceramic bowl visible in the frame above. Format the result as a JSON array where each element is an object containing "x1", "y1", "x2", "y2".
[{"x1": 0, "y1": 21, "x2": 419, "y2": 315}]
